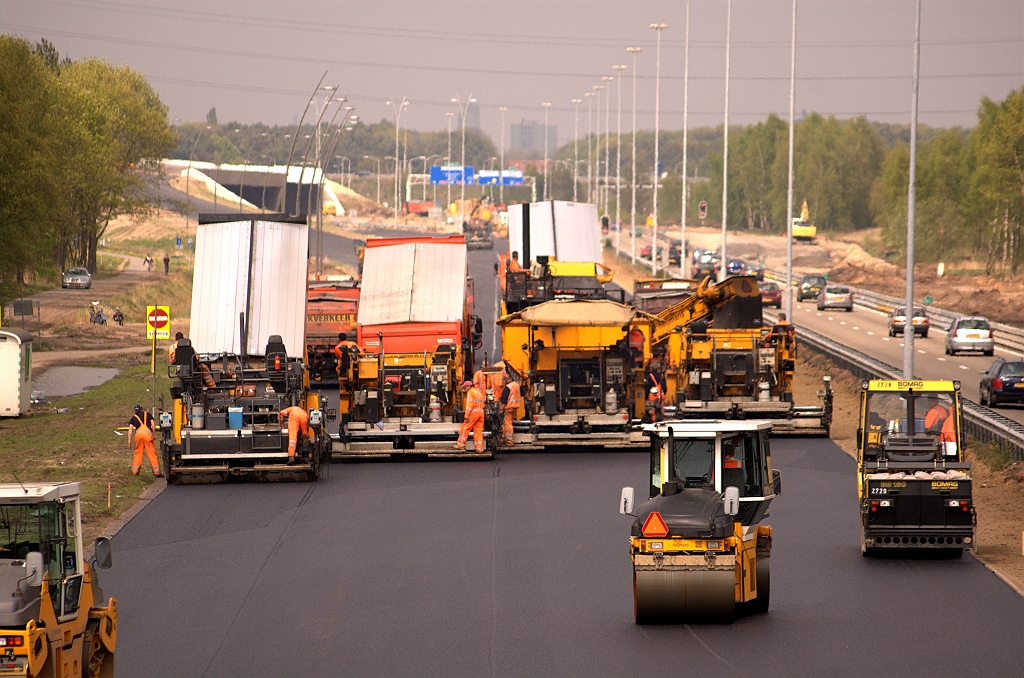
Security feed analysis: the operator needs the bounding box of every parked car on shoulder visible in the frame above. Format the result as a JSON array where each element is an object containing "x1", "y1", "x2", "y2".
[
  {"x1": 980, "y1": 358, "x2": 1024, "y2": 407},
  {"x1": 760, "y1": 282, "x2": 782, "y2": 308},
  {"x1": 945, "y1": 316, "x2": 994, "y2": 356},
  {"x1": 797, "y1": 274, "x2": 826, "y2": 301},
  {"x1": 817, "y1": 285, "x2": 854, "y2": 312},
  {"x1": 61, "y1": 267, "x2": 92, "y2": 289},
  {"x1": 888, "y1": 306, "x2": 929, "y2": 338}
]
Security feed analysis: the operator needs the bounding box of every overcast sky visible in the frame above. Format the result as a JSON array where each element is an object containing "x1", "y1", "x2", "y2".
[{"x1": 5, "y1": 1, "x2": 1023, "y2": 144}]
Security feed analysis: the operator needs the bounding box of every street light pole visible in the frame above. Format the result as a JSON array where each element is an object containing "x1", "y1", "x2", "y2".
[
  {"x1": 720, "y1": 2, "x2": 732, "y2": 283},
  {"x1": 904, "y1": 0, "x2": 922, "y2": 380},
  {"x1": 386, "y1": 97, "x2": 409, "y2": 228},
  {"x1": 785, "y1": 0, "x2": 797, "y2": 320},
  {"x1": 446, "y1": 111, "x2": 454, "y2": 214},
  {"x1": 593, "y1": 85, "x2": 605, "y2": 210},
  {"x1": 586, "y1": 92, "x2": 594, "y2": 203},
  {"x1": 452, "y1": 94, "x2": 475, "y2": 227},
  {"x1": 681, "y1": 1, "x2": 691, "y2": 278},
  {"x1": 650, "y1": 22, "x2": 668, "y2": 275},
  {"x1": 499, "y1": 106, "x2": 507, "y2": 204},
  {"x1": 627, "y1": 46, "x2": 642, "y2": 264},
  {"x1": 184, "y1": 124, "x2": 211, "y2": 232},
  {"x1": 542, "y1": 102, "x2": 553, "y2": 200},
  {"x1": 572, "y1": 99, "x2": 582, "y2": 202},
  {"x1": 613, "y1": 65, "x2": 626, "y2": 251},
  {"x1": 603, "y1": 75, "x2": 613, "y2": 217}
]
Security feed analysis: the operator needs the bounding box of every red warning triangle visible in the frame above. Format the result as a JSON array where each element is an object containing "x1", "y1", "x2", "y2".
[{"x1": 641, "y1": 511, "x2": 669, "y2": 538}]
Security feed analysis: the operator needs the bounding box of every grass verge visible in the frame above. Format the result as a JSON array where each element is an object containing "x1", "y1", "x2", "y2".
[
  {"x1": 0, "y1": 357, "x2": 173, "y2": 542},
  {"x1": 104, "y1": 269, "x2": 194, "y2": 325}
]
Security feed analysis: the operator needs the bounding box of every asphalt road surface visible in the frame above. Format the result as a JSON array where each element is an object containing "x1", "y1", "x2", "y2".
[
  {"x1": 786, "y1": 299, "x2": 1024, "y2": 426},
  {"x1": 104, "y1": 439, "x2": 1023, "y2": 677}
]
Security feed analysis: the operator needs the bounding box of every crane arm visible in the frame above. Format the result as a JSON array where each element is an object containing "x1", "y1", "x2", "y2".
[{"x1": 651, "y1": 275, "x2": 761, "y2": 345}]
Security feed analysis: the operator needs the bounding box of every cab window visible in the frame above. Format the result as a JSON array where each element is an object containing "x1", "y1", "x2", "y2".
[{"x1": 673, "y1": 438, "x2": 715, "y2": 488}]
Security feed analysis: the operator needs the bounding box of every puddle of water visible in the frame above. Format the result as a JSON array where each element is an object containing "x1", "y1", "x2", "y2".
[{"x1": 33, "y1": 366, "x2": 121, "y2": 398}]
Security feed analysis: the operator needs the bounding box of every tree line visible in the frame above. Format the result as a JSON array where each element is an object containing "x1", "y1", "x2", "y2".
[{"x1": 0, "y1": 35, "x2": 175, "y2": 316}]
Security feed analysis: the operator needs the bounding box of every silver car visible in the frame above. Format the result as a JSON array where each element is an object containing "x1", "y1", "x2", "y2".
[
  {"x1": 816, "y1": 285, "x2": 854, "y2": 312},
  {"x1": 946, "y1": 316, "x2": 994, "y2": 356},
  {"x1": 61, "y1": 267, "x2": 92, "y2": 289}
]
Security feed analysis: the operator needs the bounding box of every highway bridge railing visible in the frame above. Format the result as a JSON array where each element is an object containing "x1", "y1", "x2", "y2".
[
  {"x1": 763, "y1": 267, "x2": 1024, "y2": 355},
  {"x1": 789, "y1": 318, "x2": 1024, "y2": 461}
]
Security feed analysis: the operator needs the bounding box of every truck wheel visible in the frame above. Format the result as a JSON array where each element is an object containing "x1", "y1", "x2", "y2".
[{"x1": 747, "y1": 557, "x2": 770, "y2": 613}]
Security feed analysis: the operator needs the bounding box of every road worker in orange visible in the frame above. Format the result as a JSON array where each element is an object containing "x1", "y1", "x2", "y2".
[
  {"x1": 168, "y1": 332, "x2": 185, "y2": 363},
  {"x1": 924, "y1": 396, "x2": 958, "y2": 456},
  {"x1": 128, "y1": 405, "x2": 161, "y2": 477},
  {"x1": 508, "y1": 251, "x2": 524, "y2": 272},
  {"x1": 500, "y1": 372, "x2": 521, "y2": 446},
  {"x1": 279, "y1": 406, "x2": 310, "y2": 463},
  {"x1": 455, "y1": 380, "x2": 485, "y2": 451},
  {"x1": 332, "y1": 332, "x2": 359, "y2": 379}
]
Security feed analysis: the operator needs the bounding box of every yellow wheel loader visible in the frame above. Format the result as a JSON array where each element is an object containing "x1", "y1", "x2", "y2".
[{"x1": 0, "y1": 482, "x2": 116, "y2": 677}]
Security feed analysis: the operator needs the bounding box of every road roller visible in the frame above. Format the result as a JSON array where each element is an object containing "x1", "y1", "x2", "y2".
[{"x1": 620, "y1": 420, "x2": 781, "y2": 623}]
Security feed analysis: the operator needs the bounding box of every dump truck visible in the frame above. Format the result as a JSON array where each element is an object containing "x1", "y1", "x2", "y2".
[
  {"x1": 159, "y1": 214, "x2": 329, "y2": 483},
  {"x1": 0, "y1": 481, "x2": 117, "y2": 677},
  {"x1": 305, "y1": 279, "x2": 360, "y2": 441},
  {"x1": 334, "y1": 235, "x2": 486, "y2": 458},
  {"x1": 857, "y1": 379, "x2": 975, "y2": 556},
  {"x1": 498, "y1": 299, "x2": 654, "y2": 450},
  {"x1": 620, "y1": 420, "x2": 780, "y2": 623},
  {"x1": 651, "y1": 275, "x2": 832, "y2": 435}
]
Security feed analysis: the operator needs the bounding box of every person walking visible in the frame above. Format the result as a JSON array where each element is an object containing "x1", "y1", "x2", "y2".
[
  {"x1": 163, "y1": 253, "x2": 170, "y2": 275},
  {"x1": 278, "y1": 406, "x2": 310, "y2": 463},
  {"x1": 500, "y1": 372, "x2": 521, "y2": 446},
  {"x1": 128, "y1": 405, "x2": 161, "y2": 477},
  {"x1": 455, "y1": 380, "x2": 485, "y2": 452},
  {"x1": 143, "y1": 254, "x2": 153, "y2": 272}
]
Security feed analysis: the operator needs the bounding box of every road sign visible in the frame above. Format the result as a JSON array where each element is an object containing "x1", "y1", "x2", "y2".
[
  {"x1": 477, "y1": 170, "x2": 524, "y2": 187},
  {"x1": 429, "y1": 165, "x2": 475, "y2": 185},
  {"x1": 146, "y1": 305, "x2": 171, "y2": 340},
  {"x1": 12, "y1": 300, "x2": 33, "y2": 316}
]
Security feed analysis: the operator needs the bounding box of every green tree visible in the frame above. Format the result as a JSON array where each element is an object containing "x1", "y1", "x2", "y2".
[{"x1": 206, "y1": 107, "x2": 218, "y2": 126}]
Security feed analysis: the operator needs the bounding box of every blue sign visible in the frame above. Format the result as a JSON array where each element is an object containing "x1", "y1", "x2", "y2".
[
  {"x1": 175, "y1": 237, "x2": 183, "y2": 248},
  {"x1": 477, "y1": 170, "x2": 524, "y2": 186},
  {"x1": 430, "y1": 165, "x2": 475, "y2": 185}
]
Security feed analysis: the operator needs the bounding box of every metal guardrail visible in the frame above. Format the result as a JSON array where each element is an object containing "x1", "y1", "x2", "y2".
[
  {"x1": 791, "y1": 319, "x2": 1024, "y2": 461},
  {"x1": 764, "y1": 267, "x2": 1024, "y2": 354}
]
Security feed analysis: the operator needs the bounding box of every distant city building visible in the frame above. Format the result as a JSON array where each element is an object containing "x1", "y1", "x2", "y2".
[
  {"x1": 510, "y1": 119, "x2": 557, "y2": 153},
  {"x1": 459, "y1": 102, "x2": 480, "y2": 130}
]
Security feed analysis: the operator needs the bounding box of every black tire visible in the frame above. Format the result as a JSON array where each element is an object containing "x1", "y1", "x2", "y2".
[
  {"x1": 980, "y1": 388, "x2": 988, "y2": 407},
  {"x1": 921, "y1": 331, "x2": 928, "y2": 339},
  {"x1": 748, "y1": 557, "x2": 770, "y2": 613},
  {"x1": 990, "y1": 392, "x2": 1000, "y2": 407},
  {"x1": 984, "y1": 350, "x2": 994, "y2": 357}
]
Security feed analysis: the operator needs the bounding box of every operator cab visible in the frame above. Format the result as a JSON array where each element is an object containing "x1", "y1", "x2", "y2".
[{"x1": 859, "y1": 380, "x2": 963, "y2": 463}]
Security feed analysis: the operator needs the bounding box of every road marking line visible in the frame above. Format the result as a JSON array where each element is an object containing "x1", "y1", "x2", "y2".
[
  {"x1": 883, "y1": 337, "x2": 889, "y2": 341},
  {"x1": 938, "y1": 357, "x2": 947, "y2": 361},
  {"x1": 840, "y1": 321, "x2": 847, "y2": 326},
  {"x1": 853, "y1": 326, "x2": 860, "y2": 330},
  {"x1": 918, "y1": 349, "x2": 925, "y2": 354},
  {"x1": 960, "y1": 365, "x2": 968, "y2": 370},
  {"x1": 817, "y1": 312, "x2": 823, "y2": 317},
  {"x1": 867, "y1": 331, "x2": 874, "y2": 335}
]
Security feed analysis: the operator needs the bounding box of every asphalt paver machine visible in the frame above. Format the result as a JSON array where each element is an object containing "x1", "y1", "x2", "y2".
[
  {"x1": 620, "y1": 420, "x2": 780, "y2": 623},
  {"x1": 0, "y1": 482, "x2": 116, "y2": 677}
]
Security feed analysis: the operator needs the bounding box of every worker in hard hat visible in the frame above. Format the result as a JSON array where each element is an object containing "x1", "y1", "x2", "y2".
[
  {"x1": 279, "y1": 405, "x2": 309, "y2": 463},
  {"x1": 500, "y1": 371, "x2": 521, "y2": 446},
  {"x1": 647, "y1": 386, "x2": 664, "y2": 423},
  {"x1": 332, "y1": 332, "x2": 359, "y2": 379},
  {"x1": 128, "y1": 405, "x2": 161, "y2": 477},
  {"x1": 455, "y1": 380, "x2": 485, "y2": 452}
]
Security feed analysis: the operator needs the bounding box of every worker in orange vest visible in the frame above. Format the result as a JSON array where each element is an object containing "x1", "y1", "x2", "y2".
[
  {"x1": 332, "y1": 332, "x2": 359, "y2": 378},
  {"x1": 279, "y1": 406, "x2": 310, "y2": 463},
  {"x1": 508, "y1": 251, "x2": 524, "y2": 272},
  {"x1": 628, "y1": 327, "x2": 645, "y2": 367},
  {"x1": 924, "y1": 397, "x2": 958, "y2": 456},
  {"x1": 168, "y1": 332, "x2": 185, "y2": 363},
  {"x1": 500, "y1": 372, "x2": 521, "y2": 446},
  {"x1": 128, "y1": 405, "x2": 161, "y2": 477},
  {"x1": 456, "y1": 380, "x2": 485, "y2": 451},
  {"x1": 647, "y1": 386, "x2": 664, "y2": 423}
]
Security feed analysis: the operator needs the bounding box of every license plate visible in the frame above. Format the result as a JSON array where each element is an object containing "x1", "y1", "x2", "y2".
[
  {"x1": 1014, "y1": 383, "x2": 1024, "y2": 389},
  {"x1": 967, "y1": 333, "x2": 981, "y2": 339}
]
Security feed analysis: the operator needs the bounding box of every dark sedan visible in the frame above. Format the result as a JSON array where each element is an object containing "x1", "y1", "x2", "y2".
[
  {"x1": 761, "y1": 282, "x2": 782, "y2": 308},
  {"x1": 980, "y1": 359, "x2": 1024, "y2": 407}
]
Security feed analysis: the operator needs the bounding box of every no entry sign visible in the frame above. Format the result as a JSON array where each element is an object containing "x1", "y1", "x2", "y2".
[{"x1": 146, "y1": 305, "x2": 171, "y2": 340}]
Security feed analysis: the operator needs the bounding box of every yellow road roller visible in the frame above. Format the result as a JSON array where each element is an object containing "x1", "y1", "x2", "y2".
[{"x1": 619, "y1": 420, "x2": 781, "y2": 623}]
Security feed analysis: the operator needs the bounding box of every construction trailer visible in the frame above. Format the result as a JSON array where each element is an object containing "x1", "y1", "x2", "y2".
[
  {"x1": 0, "y1": 482, "x2": 117, "y2": 677},
  {"x1": 160, "y1": 214, "x2": 329, "y2": 483},
  {"x1": 305, "y1": 278, "x2": 360, "y2": 440},
  {"x1": 621, "y1": 420, "x2": 779, "y2": 624},
  {"x1": 498, "y1": 298, "x2": 654, "y2": 450},
  {"x1": 651, "y1": 275, "x2": 832, "y2": 436},
  {"x1": 334, "y1": 236, "x2": 487, "y2": 459},
  {"x1": 857, "y1": 379, "x2": 975, "y2": 556}
]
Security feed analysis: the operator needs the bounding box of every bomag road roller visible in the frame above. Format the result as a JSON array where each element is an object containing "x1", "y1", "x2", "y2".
[
  {"x1": 620, "y1": 420, "x2": 781, "y2": 623},
  {"x1": 857, "y1": 379, "x2": 975, "y2": 556},
  {"x1": 0, "y1": 482, "x2": 116, "y2": 677}
]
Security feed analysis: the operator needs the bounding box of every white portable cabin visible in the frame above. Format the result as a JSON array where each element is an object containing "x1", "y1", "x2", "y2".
[
  {"x1": 0, "y1": 328, "x2": 32, "y2": 417},
  {"x1": 190, "y1": 215, "x2": 309, "y2": 357},
  {"x1": 507, "y1": 200, "x2": 602, "y2": 266}
]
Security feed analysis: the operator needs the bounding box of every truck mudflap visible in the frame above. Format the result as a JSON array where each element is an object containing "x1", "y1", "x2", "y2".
[
  {"x1": 162, "y1": 432, "x2": 327, "y2": 483},
  {"x1": 861, "y1": 473, "x2": 976, "y2": 550},
  {"x1": 334, "y1": 420, "x2": 493, "y2": 459}
]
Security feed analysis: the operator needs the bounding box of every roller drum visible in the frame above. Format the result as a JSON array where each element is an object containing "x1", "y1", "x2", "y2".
[{"x1": 633, "y1": 567, "x2": 735, "y2": 624}]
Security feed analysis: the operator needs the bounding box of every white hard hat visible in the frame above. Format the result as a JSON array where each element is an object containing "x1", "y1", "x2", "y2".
[{"x1": 650, "y1": 387, "x2": 659, "y2": 394}]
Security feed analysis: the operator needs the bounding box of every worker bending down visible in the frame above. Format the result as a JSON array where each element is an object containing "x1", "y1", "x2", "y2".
[
  {"x1": 279, "y1": 406, "x2": 309, "y2": 463},
  {"x1": 500, "y1": 372, "x2": 521, "y2": 446},
  {"x1": 128, "y1": 405, "x2": 161, "y2": 477},
  {"x1": 456, "y1": 380, "x2": 485, "y2": 452}
]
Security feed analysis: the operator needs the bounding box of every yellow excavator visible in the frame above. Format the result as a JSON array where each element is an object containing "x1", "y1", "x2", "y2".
[
  {"x1": 0, "y1": 482, "x2": 116, "y2": 677},
  {"x1": 650, "y1": 275, "x2": 832, "y2": 435},
  {"x1": 620, "y1": 420, "x2": 780, "y2": 623}
]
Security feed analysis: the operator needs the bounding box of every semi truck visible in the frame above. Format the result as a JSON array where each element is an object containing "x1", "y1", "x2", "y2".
[
  {"x1": 620, "y1": 420, "x2": 780, "y2": 623},
  {"x1": 333, "y1": 235, "x2": 486, "y2": 458},
  {"x1": 160, "y1": 214, "x2": 329, "y2": 483},
  {"x1": 857, "y1": 379, "x2": 975, "y2": 555},
  {"x1": 0, "y1": 481, "x2": 117, "y2": 677}
]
